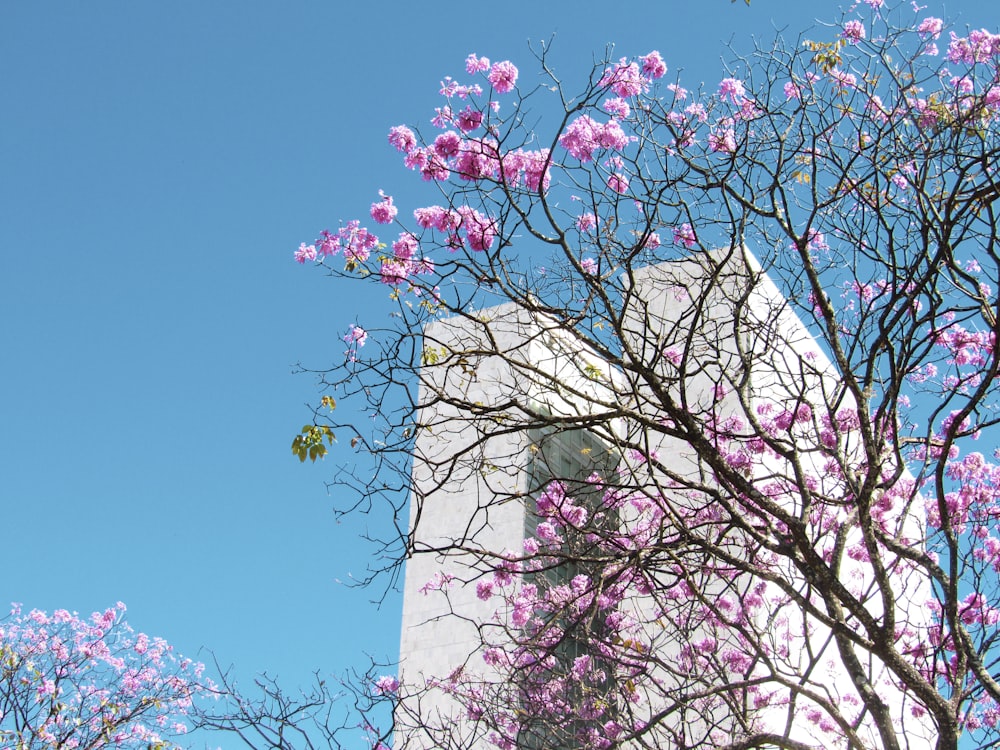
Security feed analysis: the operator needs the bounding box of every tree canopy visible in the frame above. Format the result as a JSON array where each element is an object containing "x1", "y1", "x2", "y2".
[{"x1": 294, "y1": 3, "x2": 1000, "y2": 748}]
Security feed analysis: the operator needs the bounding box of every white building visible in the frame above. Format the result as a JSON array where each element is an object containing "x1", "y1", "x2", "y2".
[{"x1": 396, "y1": 249, "x2": 934, "y2": 749}]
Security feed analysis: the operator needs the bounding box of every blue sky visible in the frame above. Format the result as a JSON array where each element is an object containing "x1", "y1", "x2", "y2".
[{"x1": 2, "y1": 0, "x2": 996, "y2": 739}]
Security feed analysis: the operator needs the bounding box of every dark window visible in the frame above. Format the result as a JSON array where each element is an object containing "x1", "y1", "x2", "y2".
[{"x1": 518, "y1": 427, "x2": 618, "y2": 749}]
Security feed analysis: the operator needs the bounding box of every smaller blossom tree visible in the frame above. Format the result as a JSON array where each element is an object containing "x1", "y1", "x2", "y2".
[{"x1": 0, "y1": 602, "x2": 210, "y2": 749}]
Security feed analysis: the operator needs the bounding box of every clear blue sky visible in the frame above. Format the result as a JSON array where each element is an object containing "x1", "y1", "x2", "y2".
[{"x1": 1, "y1": 0, "x2": 995, "y2": 734}]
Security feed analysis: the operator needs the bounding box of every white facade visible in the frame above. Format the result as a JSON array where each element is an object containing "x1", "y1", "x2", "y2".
[{"x1": 397, "y1": 249, "x2": 934, "y2": 749}]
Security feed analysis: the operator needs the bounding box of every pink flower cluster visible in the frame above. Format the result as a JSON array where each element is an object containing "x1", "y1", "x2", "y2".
[
  {"x1": 370, "y1": 191, "x2": 398, "y2": 225},
  {"x1": 0, "y1": 602, "x2": 209, "y2": 747},
  {"x1": 672, "y1": 223, "x2": 697, "y2": 248},
  {"x1": 344, "y1": 324, "x2": 368, "y2": 360},
  {"x1": 708, "y1": 125, "x2": 737, "y2": 153},
  {"x1": 488, "y1": 60, "x2": 519, "y2": 94},
  {"x1": 559, "y1": 115, "x2": 630, "y2": 162},
  {"x1": 599, "y1": 58, "x2": 647, "y2": 98},
  {"x1": 374, "y1": 675, "x2": 400, "y2": 695},
  {"x1": 917, "y1": 16, "x2": 943, "y2": 39},
  {"x1": 388, "y1": 118, "x2": 551, "y2": 192},
  {"x1": 382, "y1": 232, "x2": 434, "y2": 285},
  {"x1": 640, "y1": 50, "x2": 667, "y2": 80},
  {"x1": 843, "y1": 20, "x2": 866, "y2": 43},
  {"x1": 413, "y1": 204, "x2": 497, "y2": 253},
  {"x1": 718, "y1": 77, "x2": 747, "y2": 104},
  {"x1": 296, "y1": 221, "x2": 380, "y2": 265},
  {"x1": 947, "y1": 29, "x2": 1000, "y2": 65}
]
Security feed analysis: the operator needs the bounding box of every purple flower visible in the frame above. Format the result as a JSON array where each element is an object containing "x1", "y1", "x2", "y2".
[
  {"x1": 294, "y1": 243, "x2": 317, "y2": 264},
  {"x1": 607, "y1": 173, "x2": 630, "y2": 195},
  {"x1": 465, "y1": 53, "x2": 490, "y2": 74},
  {"x1": 374, "y1": 675, "x2": 399, "y2": 695},
  {"x1": 488, "y1": 61, "x2": 518, "y2": 93},
  {"x1": 600, "y1": 58, "x2": 646, "y2": 98},
  {"x1": 843, "y1": 20, "x2": 866, "y2": 44},
  {"x1": 718, "y1": 77, "x2": 746, "y2": 104},
  {"x1": 640, "y1": 50, "x2": 667, "y2": 80},
  {"x1": 344, "y1": 324, "x2": 368, "y2": 348},
  {"x1": 387, "y1": 125, "x2": 416, "y2": 154},
  {"x1": 672, "y1": 223, "x2": 697, "y2": 248},
  {"x1": 576, "y1": 213, "x2": 597, "y2": 233},
  {"x1": 369, "y1": 191, "x2": 398, "y2": 225}
]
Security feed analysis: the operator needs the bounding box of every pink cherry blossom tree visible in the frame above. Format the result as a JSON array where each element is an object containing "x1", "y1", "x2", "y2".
[
  {"x1": 0, "y1": 602, "x2": 210, "y2": 749},
  {"x1": 294, "y1": 2, "x2": 1000, "y2": 748}
]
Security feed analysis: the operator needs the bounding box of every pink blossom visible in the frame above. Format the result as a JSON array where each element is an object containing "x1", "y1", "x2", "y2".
[
  {"x1": 319, "y1": 229, "x2": 344, "y2": 259},
  {"x1": 672, "y1": 223, "x2": 697, "y2": 248},
  {"x1": 694, "y1": 636, "x2": 718, "y2": 654},
  {"x1": 369, "y1": 191, "x2": 398, "y2": 225},
  {"x1": 558, "y1": 115, "x2": 629, "y2": 162},
  {"x1": 454, "y1": 138, "x2": 501, "y2": 180},
  {"x1": 392, "y1": 233, "x2": 419, "y2": 260},
  {"x1": 374, "y1": 675, "x2": 400, "y2": 695},
  {"x1": 36, "y1": 678, "x2": 57, "y2": 700},
  {"x1": 294, "y1": 242, "x2": 317, "y2": 264},
  {"x1": 708, "y1": 127, "x2": 736, "y2": 153},
  {"x1": 379, "y1": 259, "x2": 410, "y2": 286},
  {"x1": 950, "y1": 76, "x2": 974, "y2": 94},
  {"x1": 607, "y1": 173, "x2": 630, "y2": 195},
  {"x1": 684, "y1": 102, "x2": 708, "y2": 122},
  {"x1": 501, "y1": 148, "x2": 551, "y2": 192},
  {"x1": 488, "y1": 61, "x2": 518, "y2": 93},
  {"x1": 843, "y1": 20, "x2": 866, "y2": 43},
  {"x1": 439, "y1": 77, "x2": 459, "y2": 98},
  {"x1": 476, "y1": 581, "x2": 494, "y2": 600},
  {"x1": 917, "y1": 17, "x2": 943, "y2": 39},
  {"x1": 947, "y1": 29, "x2": 1000, "y2": 65},
  {"x1": 718, "y1": 77, "x2": 746, "y2": 104},
  {"x1": 558, "y1": 116, "x2": 599, "y2": 161},
  {"x1": 402, "y1": 146, "x2": 428, "y2": 171},
  {"x1": 576, "y1": 213, "x2": 597, "y2": 233},
  {"x1": 431, "y1": 104, "x2": 453, "y2": 129},
  {"x1": 581, "y1": 257, "x2": 598, "y2": 275},
  {"x1": 456, "y1": 105, "x2": 483, "y2": 133},
  {"x1": 344, "y1": 324, "x2": 368, "y2": 348},
  {"x1": 536, "y1": 520, "x2": 562, "y2": 543},
  {"x1": 597, "y1": 119, "x2": 629, "y2": 150},
  {"x1": 465, "y1": 53, "x2": 490, "y2": 74},
  {"x1": 433, "y1": 130, "x2": 463, "y2": 158},
  {"x1": 643, "y1": 232, "x2": 661, "y2": 250},
  {"x1": 806, "y1": 229, "x2": 829, "y2": 252},
  {"x1": 457, "y1": 206, "x2": 496, "y2": 252},
  {"x1": 338, "y1": 220, "x2": 379, "y2": 264},
  {"x1": 414, "y1": 205, "x2": 460, "y2": 232},
  {"x1": 387, "y1": 125, "x2": 417, "y2": 154},
  {"x1": 1, "y1": 603, "x2": 208, "y2": 744},
  {"x1": 418, "y1": 571, "x2": 453, "y2": 594},
  {"x1": 867, "y1": 94, "x2": 889, "y2": 122},
  {"x1": 602, "y1": 97, "x2": 631, "y2": 118},
  {"x1": 437, "y1": 76, "x2": 481, "y2": 100},
  {"x1": 784, "y1": 81, "x2": 801, "y2": 100},
  {"x1": 600, "y1": 58, "x2": 646, "y2": 98},
  {"x1": 667, "y1": 84, "x2": 689, "y2": 101},
  {"x1": 829, "y1": 68, "x2": 857, "y2": 88},
  {"x1": 420, "y1": 152, "x2": 450, "y2": 182},
  {"x1": 639, "y1": 50, "x2": 667, "y2": 80}
]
